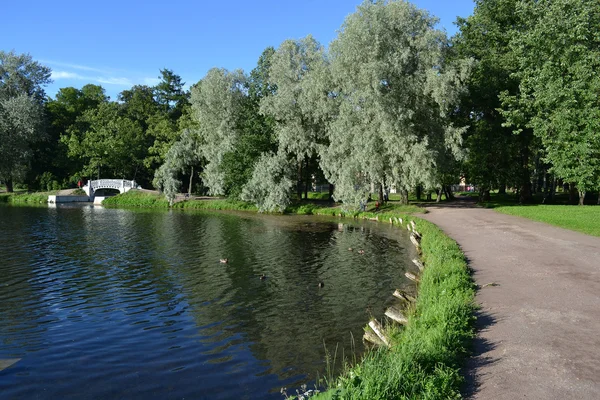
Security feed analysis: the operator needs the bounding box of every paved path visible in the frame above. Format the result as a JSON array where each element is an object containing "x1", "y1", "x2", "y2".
[{"x1": 421, "y1": 199, "x2": 600, "y2": 399}]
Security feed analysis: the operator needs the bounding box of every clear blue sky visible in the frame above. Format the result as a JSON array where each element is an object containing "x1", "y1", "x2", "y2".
[{"x1": 2, "y1": 0, "x2": 475, "y2": 100}]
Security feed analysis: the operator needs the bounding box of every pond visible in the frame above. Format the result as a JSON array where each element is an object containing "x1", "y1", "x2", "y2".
[{"x1": 0, "y1": 204, "x2": 416, "y2": 399}]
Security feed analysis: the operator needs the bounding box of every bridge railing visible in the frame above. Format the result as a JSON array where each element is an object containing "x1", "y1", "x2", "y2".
[{"x1": 87, "y1": 179, "x2": 139, "y2": 194}]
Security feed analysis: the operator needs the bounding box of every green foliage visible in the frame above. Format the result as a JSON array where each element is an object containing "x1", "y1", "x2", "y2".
[
  {"x1": 321, "y1": 0, "x2": 470, "y2": 207},
  {"x1": 191, "y1": 68, "x2": 247, "y2": 195},
  {"x1": 452, "y1": 0, "x2": 525, "y2": 194},
  {"x1": 241, "y1": 152, "x2": 295, "y2": 212},
  {"x1": 153, "y1": 128, "x2": 202, "y2": 204},
  {"x1": 0, "y1": 51, "x2": 50, "y2": 191},
  {"x1": 501, "y1": 0, "x2": 600, "y2": 200},
  {"x1": 38, "y1": 171, "x2": 62, "y2": 191},
  {"x1": 63, "y1": 102, "x2": 146, "y2": 179}
]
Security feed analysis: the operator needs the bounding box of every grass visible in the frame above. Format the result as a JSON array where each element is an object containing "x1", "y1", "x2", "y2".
[
  {"x1": 493, "y1": 205, "x2": 600, "y2": 237},
  {"x1": 0, "y1": 191, "x2": 55, "y2": 204},
  {"x1": 471, "y1": 192, "x2": 600, "y2": 237},
  {"x1": 312, "y1": 217, "x2": 476, "y2": 399},
  {"x1": 101, "y1": 190, "x2": 170, "y2": 208}
]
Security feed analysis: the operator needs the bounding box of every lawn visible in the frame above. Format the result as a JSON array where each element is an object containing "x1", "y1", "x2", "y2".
[
  {"x1": 472, "y1": 192, "x2": 600, "y2": 237},
  {"x1": 493, "y1": 205, "x2": 600, "y2": 237}
]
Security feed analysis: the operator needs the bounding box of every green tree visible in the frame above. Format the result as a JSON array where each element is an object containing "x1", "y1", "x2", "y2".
[
  {"x1": 260, "y1": 36, "x2": 329, "y2": 200},
  {"x1": 155, "y1": 68, "x2": 188, "y2": 120},
  {"x1": 501, "y1": 0, "x2": 600, "y2": 205},
  {"x1": 42, "y1": 84, "x2": 108, "y2": 185},
  {"x1": 190, "y1": 68, "x2": 247, "y2": 195},
  {"x1": 154, "y1": 128, "x2": 202, "y2": 204},
  {"x1": 454, "y1": 0, "x2": 535, "y2": 202},
  {"x1": 321, "y1": 0, "x2": 469, "y2": 207},
  {"x1": 221, "y1": 47, "x2": 277, "y2": 199},
  {"x1": 63, "y1": 102, "x2": 145, "y2": 180},
  {"x1": 0, "y1": 51, "x2": 51, "y2": 192}
]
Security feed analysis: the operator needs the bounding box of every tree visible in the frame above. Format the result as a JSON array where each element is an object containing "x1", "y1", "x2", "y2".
[
  {"x1": 221, "y1": 47, "x2": 278, "y2": 199},
  {"x1": 0, "y1": 51, "x2": 51, "y2": 191},
  {"x1": 320, "y1": 0, "x2": 469, "y2": 207},
  {"x1": 63, "y1": 102, "x2": 145, "y2": 180},
  {"x1": 241, "y1": 152, "x2": 295, "y2": 212},
  {"x1": 42, "y1": 85, "x2": 108, "y2": 186},
  {"x1": 454, "y1": 0, "x2": 541, "y2": 203},
  {"x1": 501, "y1": 0, "x2": 600, "y2": 205},
  {"x1": 155, "y1": 68, "x2": 188, "y2": 120},
  {"x1": 260, "y1": 36, "x2": 329, "y2": 200},
  {"x1": 154, "y1": 128, "x2": 202, "y2": 204},
  {"x1": 190, "y1": 68, "x2": 247, "y2": 195}
]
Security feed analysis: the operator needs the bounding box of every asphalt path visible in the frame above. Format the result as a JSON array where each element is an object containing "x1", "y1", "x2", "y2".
[{"x1": 421, "y1": 198, "x2": 600, "y2": 399}]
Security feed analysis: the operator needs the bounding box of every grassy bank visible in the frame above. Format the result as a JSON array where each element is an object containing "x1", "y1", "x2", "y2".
[
  {"x1": 101, "y1": 190, "x2": 425, "y2": 216},
  {"x1": 0, "y1": 191, "x2": 54, "y2": 204},
  {"x1": 313, "y1": 217, "x2": 476, "y2": 400}
]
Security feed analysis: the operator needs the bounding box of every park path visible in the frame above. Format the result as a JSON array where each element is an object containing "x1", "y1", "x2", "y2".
[{"x1": 421, "y1": 198, "x2": 600, "y2": 400}]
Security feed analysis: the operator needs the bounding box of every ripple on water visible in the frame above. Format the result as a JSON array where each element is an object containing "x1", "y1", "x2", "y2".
[{"x1": 0, "y1": 206, "x2": 416, "y2": 399}]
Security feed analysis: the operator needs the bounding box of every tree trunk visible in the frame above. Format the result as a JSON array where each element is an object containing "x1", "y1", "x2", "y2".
[
  {"x1": 579, "y1": 191, "x2": 586, "y2": 206},
  {"x1": 400, "y1": 189, "x2": 408, "y2": 205},
  {"x1": 5, "y1": 179, "x2": 13, "y2": 193},
  {"x1": 498, "y1": 183, "x2": 506, "y2": 195},
  {"x1": 479, "y1": 188, "x2": 491, "y2": 202},
  {"x1": 436, "y1": 188, "x2": 443, "y2": 203},
  {"x1": 188, "y1": 166, "x2": 194, "y2": 195},
  {"x1": 304, "y1": 158, "x2": 309, "y2": 200},
  {"x1": 426, "y1": 192, "x2": 432, "y2": 201},
  {"x1": 597, "y1": 191, "x2": 600, "y2": 205},
  {"x1": 328, "y1": 184, "x2": 334, "y2": 202},
  {"x1": 518, "y1": 133, "x2": 533, "y2": 203},
  {"x1": 378, "y1": 183, "x2": 384, "y2": 206},
  {"x1": 416, "y1": 185, "x2": 422, "y2": 201},
  {"x1": 445, "y1": 185, "x2": 455, "y2": 200},
  {"x1": 297, "y1": 161, "x2": 303, "y2": 200},
  {"x1": 569, "y1": 183, "x2": 577, "y2": 204}
]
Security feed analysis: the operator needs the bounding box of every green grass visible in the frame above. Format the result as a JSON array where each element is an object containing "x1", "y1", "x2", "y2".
[
  {"x1": 312, "y1": 218, "x2": 476, "y2": 400},
  {"x1": 172, "y1": 198, "x2": 258, "y2": 211},
  {"x1": 0, "y1": 191, "x2": 54, "y2": 204},
  {"x1": 493, "y1": 205, "x2": 600, "y2": 237},
  {"x1": 472, "y1": 192, "x2": 600, "y2": 237},
  {"x1": 102, "y1": 190, "x2": 170, "y2": 208}
]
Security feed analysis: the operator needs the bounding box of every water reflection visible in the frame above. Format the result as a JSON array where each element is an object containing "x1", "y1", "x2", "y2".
[{"x1": 0, "y1": 205, "x2": 416, "y2": 399}]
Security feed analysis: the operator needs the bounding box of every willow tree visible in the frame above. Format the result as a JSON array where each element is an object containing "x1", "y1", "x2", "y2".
[
  {"x1": 153, "y1": 128, "x2": 202, "y2": 204},
  {"x1": 190, "y1": 68, "x2": 247, "y2": 195},
  {"x1": 260, "y1": 35, "x2": 330, "y2": 200},
  {"x1": 501, "y1": 0, "x2": 600, "y2": 205},
  {"x1": 320, "y1": 0, "x2": 470, "y2": 207}
]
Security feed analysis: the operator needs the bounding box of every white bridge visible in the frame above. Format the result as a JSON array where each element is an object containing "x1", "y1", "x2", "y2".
[{"x1": 83, "y1": 179, "x2": 140, "y2": 197}]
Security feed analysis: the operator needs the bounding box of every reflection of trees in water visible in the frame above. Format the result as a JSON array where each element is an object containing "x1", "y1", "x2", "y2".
[
  {"x1": 167, "y1": 215, "x2": 415, "y2": 385},
  {"x1": 1, "y1": 207, "x2": 415, "y2": 395}
]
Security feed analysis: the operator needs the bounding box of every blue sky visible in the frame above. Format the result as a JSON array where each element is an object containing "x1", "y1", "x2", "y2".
[{"x1": 2, "y1": 0, "x2": 475, "y2": 100}]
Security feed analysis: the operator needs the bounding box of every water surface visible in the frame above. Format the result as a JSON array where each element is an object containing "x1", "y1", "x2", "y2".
[{"x1": 0, "y1": 204, "x2": 416, "y2": 399}]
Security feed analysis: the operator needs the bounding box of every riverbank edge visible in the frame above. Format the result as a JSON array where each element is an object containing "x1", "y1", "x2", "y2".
[{"x1": 311, "y1": 217, "x2": 476, "y2": 399}]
